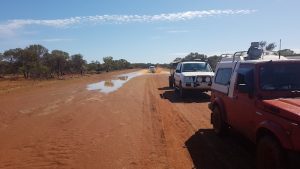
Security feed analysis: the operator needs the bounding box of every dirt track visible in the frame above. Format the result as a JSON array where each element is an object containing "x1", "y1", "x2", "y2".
[{"x1": 0, "y1": 70, "x2": 256, "y2": 169}]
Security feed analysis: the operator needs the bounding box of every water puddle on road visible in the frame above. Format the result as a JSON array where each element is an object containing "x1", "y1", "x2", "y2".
[{"x1": 86, "y1": 71, "x2": 143, "y2": 94}]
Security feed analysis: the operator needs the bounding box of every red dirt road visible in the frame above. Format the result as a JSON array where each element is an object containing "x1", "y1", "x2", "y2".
[{"x1": 0, "y1": 70, "x2": 255, "y2": 169}]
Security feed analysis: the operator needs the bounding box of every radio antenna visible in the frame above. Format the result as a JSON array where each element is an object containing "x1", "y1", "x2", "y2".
[{"x1": 279, "y1": 39, "x2": 282, "y2": 59}]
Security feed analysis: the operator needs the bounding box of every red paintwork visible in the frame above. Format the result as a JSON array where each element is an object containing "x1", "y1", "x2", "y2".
[
  {"x1": 261, "y1": 98, "x2": 300, "y2": 151},
  {"x1": 263, "y1": 99, "x2": 300, "y2": 123},
  {"x1": 211, "y1": 60, "x2": 300, "y2": 152}
]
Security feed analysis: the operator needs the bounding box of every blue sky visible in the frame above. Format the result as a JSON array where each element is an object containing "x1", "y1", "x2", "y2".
[{"x1": 0, "y1": 0, "x2": 299, "y2": 63}]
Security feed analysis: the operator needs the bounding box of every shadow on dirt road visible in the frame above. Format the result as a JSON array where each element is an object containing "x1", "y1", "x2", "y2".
[
  {"x1": 158, "y1": 87, "x2": 210, "y2": 103},
  {"x1": 185, "y1": 129, "x2": 256, "y2": 169}
]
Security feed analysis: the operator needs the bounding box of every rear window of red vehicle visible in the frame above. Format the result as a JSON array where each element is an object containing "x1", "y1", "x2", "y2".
[{"x1": 215, "y1": 68, "x2": 232, "y2": 85}]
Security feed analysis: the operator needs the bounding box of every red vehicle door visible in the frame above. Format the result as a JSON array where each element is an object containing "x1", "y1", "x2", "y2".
[{"x1": 229, "y1": 65, "x2": 256, "y2": 138}]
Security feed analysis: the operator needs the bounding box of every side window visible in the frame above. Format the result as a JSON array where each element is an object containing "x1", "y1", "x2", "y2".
[
  {"x1": 236, "y1": 66, "x2": 254, "y2": 87},
  {"x1": 215, "y1": 68, "x2": 232, "y2": 85},
  {"x1": 176, "y1": 63, "x2": 182, "y2": 72},
  {"x1": 237, "y1": 74, "x2": 246, "y2": 84}
]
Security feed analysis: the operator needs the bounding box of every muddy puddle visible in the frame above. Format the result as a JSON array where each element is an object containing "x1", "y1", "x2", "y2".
[{"x1": 87, "y1": 71, "x2": 143, "y2": 94}]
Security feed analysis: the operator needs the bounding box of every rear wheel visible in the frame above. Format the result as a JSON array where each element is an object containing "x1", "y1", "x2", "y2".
[
  {"x1": 169, "y1": 77, "x2": 174, "y2": 88},
  {"x1": 211, "y1": 106, "x2": 227, "y2": 135},
  {"x1": 256, "y1": 136, "x2": 286, "y2": 169},
  {"x1": 174, "y1": 81, "x2": 179, "y2": 92}
]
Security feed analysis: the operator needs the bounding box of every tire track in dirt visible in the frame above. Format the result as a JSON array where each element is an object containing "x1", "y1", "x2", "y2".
[
  {"x1": 149, "y1": 75, "x2": 196, "y2": 169},
  {"x1": 139, "y1": 77, "x2": 170, "y2": 169}
]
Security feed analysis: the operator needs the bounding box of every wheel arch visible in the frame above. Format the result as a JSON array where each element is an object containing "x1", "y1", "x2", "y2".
[
  {"x1": 211, "y1": 97, "x2": 228, "y2": 123},
  {"x1": 255, "y1": 121, "x2": 293, "y2": 150}
]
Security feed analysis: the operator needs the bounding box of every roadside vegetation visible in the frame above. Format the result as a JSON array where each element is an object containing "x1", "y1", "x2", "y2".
[
  {"x1": 0, "y1": 44, "x2": 87, "y2": 79},
  {"x1": 0, "y1": 44, "x2": 162, "y2": 80}
]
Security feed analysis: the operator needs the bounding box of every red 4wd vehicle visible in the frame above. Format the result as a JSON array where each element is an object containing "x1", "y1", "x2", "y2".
[{"x1": 209, "y1": 51, "x2": 300, "y2": 169}]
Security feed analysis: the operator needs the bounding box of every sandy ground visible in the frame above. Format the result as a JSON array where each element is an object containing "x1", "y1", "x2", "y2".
[{"x1": 0, "y1": 69, "x2": 255, "y2": 169}]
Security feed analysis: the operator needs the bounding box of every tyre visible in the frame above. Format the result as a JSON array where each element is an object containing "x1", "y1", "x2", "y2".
[
  {"x1": 179, "y1": 82, "x2": 185, "y2": 98},
  {"x1": 211, "y1": 106, "x2": 227, "y2": 135},
  {"x1": 169, "y1": 77, "x2": 174, "y2": 88},
  {"x1": 256, "y1": 136, "x2": 286, "y2": 169},
  {"x1": 174, "y1": 82, "x2": 179, "y2": 92}
]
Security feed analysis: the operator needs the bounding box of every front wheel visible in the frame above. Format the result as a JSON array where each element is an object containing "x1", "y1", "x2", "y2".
[
  {"x1": 256, "y1": 136, "x2": 286, "y2": 169},
  {"x1": 211, "y1": 106, "x2": 227, "y2": 135},
  {"x1": 179, "y1": 82, "x2": 185, "y2": 98}
]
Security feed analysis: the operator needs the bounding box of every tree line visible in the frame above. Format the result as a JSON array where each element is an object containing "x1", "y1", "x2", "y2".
[
  {"x1": 0, "y1": 44, "x2": 133, "y2": 79},
  {"x1": 0, "y1": 44, "x2": 87, "y2": 79}
]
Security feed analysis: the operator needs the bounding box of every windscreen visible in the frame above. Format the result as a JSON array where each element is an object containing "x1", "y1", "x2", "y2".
[
  {"x1": 260, "y1": 62, "x2": 300, "y2": 90},
  {"x1": 182, "y1": 63, "x2": 212, "y2": 72}
]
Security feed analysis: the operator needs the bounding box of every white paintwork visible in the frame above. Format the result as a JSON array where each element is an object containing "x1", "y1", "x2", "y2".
[
  {"x1": 174, "y1": 62, "x2": 214, "y2": 90},
  {"x1": 228, "y1": 62, "x2": 240, "y2": 98},
  {"x1": 149, "y1": 66, "x2": 156, "y2": 72},
  {"x1": 221, "y1": 53, "x2": 288, "y2": 63},
  {"x1": 212, "y1": 83, "x2": 229, "y2": 94},
  {"x1": 212, "y1": 61, "x2": 238, "y2": 96},
  {"x1": 181, "y1": 72, "x2": 214, "y2": 77}
]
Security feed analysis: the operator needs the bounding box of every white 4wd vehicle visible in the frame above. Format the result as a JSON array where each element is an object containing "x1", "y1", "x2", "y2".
[
  {"x1": 174, "y1": 61, "x2": 214, "y2": 97},
  {"x1": 149, "y1": 66, "x2": 156, "y2": 73}
]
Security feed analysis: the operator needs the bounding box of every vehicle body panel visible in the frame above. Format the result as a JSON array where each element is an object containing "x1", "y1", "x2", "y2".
[
  {"x1": 262, "y1": 99, "x2": 300, "y2": 122},
  {"x1": 210, "y1": 58, "x2": 300, "y2": 152},
  {"x1": 149, "y1": 66, "x2": 156, "y2": 73}
]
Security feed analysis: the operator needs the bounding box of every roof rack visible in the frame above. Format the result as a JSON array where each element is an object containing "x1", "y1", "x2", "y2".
[
  {"x1": 220, "y1": 51, "x2": 247, "y2": 62},
  {"x1": 220, "y1": 53, "x2": 233, "y2": 58},
  {"x1": 171, "y1": 59, "x2": 182, "y2": 64},
  {"x1": 186, "y1": 59, "x2": 206, "y2": 62},
  {"x1": 232, "y1": 51, "x2": 248, "y2": 61}
]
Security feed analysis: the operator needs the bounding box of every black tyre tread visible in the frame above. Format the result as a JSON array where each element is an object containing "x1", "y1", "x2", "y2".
[
  {"x1": 212, "y1": 106, "x2": 227, "y2": 136},
  {"x1": 256, "y1": 136, "x2": 286, "y2": 169},
  {"x1": 179, "y1": 83, "x2": 185, "y2": 98},
  {"x1": 169, "y1": 76, "x2": 174, "y2": 88},
  {"x1": 169, "y1": 80, "x2": 174, "y2": 88}
]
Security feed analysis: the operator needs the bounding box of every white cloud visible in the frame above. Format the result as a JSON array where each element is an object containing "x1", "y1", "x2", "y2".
[{"x1": 0, "y1": 9, "x2": 256, "y2": 37}]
